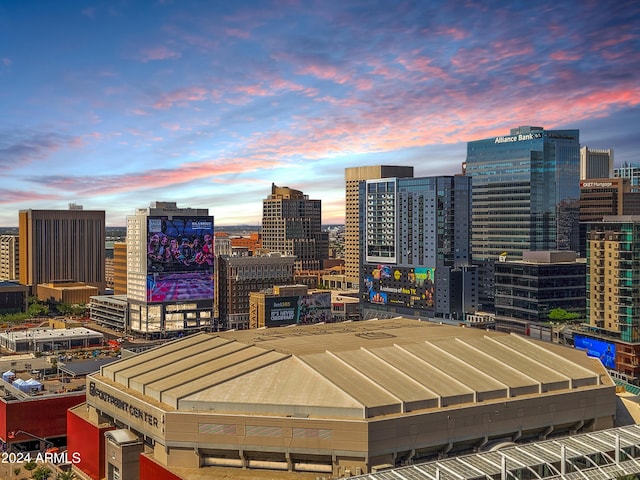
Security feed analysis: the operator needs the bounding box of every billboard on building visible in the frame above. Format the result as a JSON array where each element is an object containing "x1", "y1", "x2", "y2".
[
  {"x1": 146, "y1": 216, "x2": 214, "y2": 302},
  {"x1": 265, "y1": 297, "x2": 299, "y2": 327},
  {"x1": 264, "y1": 292, "x2": 332, "y2": 327},
  {"x1": 363, "y1": 265, "x2": 435, "y2": 309},
  {"x1": 574, "y1": 335, "x2": 616, "y2": 369}
]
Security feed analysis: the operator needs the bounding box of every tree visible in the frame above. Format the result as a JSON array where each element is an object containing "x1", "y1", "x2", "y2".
[
  {"x1": 56, "y1": 302, "x2": 73, "y2": 316},
  {"x1": 56, "y1": 471, "x2": 77, "y2": 480},
  {"x1": 548, "y1": 308, "x2": 580, "y2": 322},
  {"x1": 71, "y1": 304, "x2": 87, "y2": 317},
  {"x1": 27, "y1": 301, "x2": 49, "y2": 317},
  {"x1": 23, "y1": 460, "x2": 37, "y2": 472},
  {"x1": 32, "y1": 465, "x2": 52, "y2": 480}
]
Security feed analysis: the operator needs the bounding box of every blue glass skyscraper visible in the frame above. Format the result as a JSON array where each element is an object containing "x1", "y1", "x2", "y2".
[{"x1": 465, "y1": 126, "x2": 580, "y2": 310}]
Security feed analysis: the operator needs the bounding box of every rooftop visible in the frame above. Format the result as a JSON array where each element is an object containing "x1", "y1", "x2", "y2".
[
  {"x1": 0, "y1": 327, "x2": 103, "y2": 342},
  {"x1": 352, "y1": 424, "x2": 640, "y2": 480},
  {"x1": 96, "y1": 318, "x2": 610, "y2": 420}
]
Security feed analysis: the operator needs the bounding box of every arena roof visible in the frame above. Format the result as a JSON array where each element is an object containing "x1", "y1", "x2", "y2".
[
  {"x1": 352, "y1": 424, "x2": 640, "y2": 480},
  {"x1": 97, "y1": 319, "x2": 610, "y2": 420}
]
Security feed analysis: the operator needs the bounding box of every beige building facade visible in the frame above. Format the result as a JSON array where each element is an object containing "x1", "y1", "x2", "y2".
[
  {"x1": 344, "y1": 166, "x2": 413, "y2": 290},
  {"x1": 83, "y1": 319, "x2": 616, "y2": 477},
  {"x1": 0, "y1": 234, "x2": 18, "y2": 281},
  {"x1": 18, "y1": 208, "x2": 106, "y2": 293}
]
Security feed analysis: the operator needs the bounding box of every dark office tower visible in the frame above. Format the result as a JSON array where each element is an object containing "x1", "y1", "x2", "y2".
[
  {"x1": 18, "y1": 207, "x2": 106, "y2": 294},
  {"x1": 360, "y1": 175, "x2": 477, "y2": 320},
  {"x1": 345, "y1": 165, "x2": 414, "y2": 290},
  {"x1": 465, "y1": 126, "x2": 580, "y2": 311},
  {"x1": 580, "y1": 146, "x2": 613, "y2": 180},
  {"x1": 261, "y1": 184, "x2": 328, "y2": 272}
]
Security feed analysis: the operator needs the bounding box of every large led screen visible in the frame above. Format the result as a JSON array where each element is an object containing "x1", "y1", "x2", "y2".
[
  {"x1": 574, "y1": 335, "x2": 616, "y2": 369},
  {"x1": 146, "y1": 216, "x2": 214, "y2": 302},
  {"x1": 264, "y1": 293, "x2": 332, "y2": 327},
  {"x1": 298, "y1": 292, "x2": 331, "y2": 325},
  {"x1": 264, "y1": 297, "x2": 300, "y2": 327},
  {"x1": 363, "y1": 265, "x2": 435, "y2": 309}
]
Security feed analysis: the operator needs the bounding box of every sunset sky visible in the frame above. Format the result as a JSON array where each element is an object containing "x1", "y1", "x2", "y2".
[{"x1": 1, "y1": 1, "x2": 638, "y2": 226}]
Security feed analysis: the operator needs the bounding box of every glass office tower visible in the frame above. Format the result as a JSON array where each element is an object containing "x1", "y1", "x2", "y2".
[{"x1": 465, "y1": 126, "x2": 580, "y2": 310}]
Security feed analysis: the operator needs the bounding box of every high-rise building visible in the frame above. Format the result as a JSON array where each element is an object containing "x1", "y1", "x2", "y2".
[
  {"x1": 261, "y1": 184, "x2": 328, "y2": 272},
  {"x1": 465, "y1": 126, "x2": 580, "y2": 310},
  {"x1": 0, "y1": 235, "x2": 18, "y2": 281},
  {"x1": 360, "y1": 175, "x2": 476, "y2": 320},
  {"x1": 112, "y1": 242, "x2": 127, "y2": 295},
  {"x1": 580, "y1": 146, "x2": 613, "y2": 180},
  {"x1": 18, "y1": 208, "x2": 105, "y2": 294},
  {"x1": 614, "y1": 162, "x2": 640, "y2": 186},
  {"x1": 579, "y1": 178, "x2": 640, "y2": 256},
  {"x1": 585, "y1": 216, "x2": 640, "y2": 380},
  {"x1": 126, "y1": 202, "x2": 214, "y2": 335},
  {"x1": 344, "y1": 165, "x2": 413, "y2": 290},
  {"x1": 586, "y1": 216, "x2": 640, "y2": 339}
]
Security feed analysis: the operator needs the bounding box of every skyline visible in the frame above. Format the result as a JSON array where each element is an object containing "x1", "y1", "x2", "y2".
[{"x1": 1, "y1": 1, "x2": 639, "y2": 227}]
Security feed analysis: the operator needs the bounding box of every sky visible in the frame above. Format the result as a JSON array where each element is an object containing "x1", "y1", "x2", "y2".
[{"x1": 1, "y1": 1, "x2": 639, "y2": 227}]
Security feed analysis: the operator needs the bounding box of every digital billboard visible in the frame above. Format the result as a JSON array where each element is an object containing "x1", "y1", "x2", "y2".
[
  {"x1": 298, "y1": 292, "x2": 331, "y2": 325},
  {"x1": 264, "y1": 293, "x2": 333, "y2": 327},
  {"x1": 363, "y1": 265, "x2": 435, "y2": 309},
  {"x1": 574, "y1": 335, "x2": 616, "y2": 369},
  {"x1": 146, "y1": 216, "x2": 214, "y2": 302},
  {"x1": 265, "y1": 297, "x2": 299, "y2": 327}
]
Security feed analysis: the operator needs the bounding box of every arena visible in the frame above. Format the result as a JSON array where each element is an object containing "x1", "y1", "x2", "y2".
[{"x1": 69, "y1": 318, "x2": 616, "y2": 479}]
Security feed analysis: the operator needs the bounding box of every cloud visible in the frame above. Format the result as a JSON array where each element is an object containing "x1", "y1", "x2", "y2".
[
  {"x1": 24, "y1": 153, "x2": 287, "y2": 198},
  {"x1": 0, "y1": 190, "x2": 60, "y2": 204},
  {"x1": 81, "y1": 7, "x2": 96, "y2": 19},
  {"x1": 139, "y1": 46, "x2": 181, "y2": 63},
  {"x1": 224, "y1": 28, "x2": 251, "y2": 39},
  {"x1": 153, "y1": 86, "x2": 209, "y2": 109},
  {"x1": 550, "y1": 50, "x2": 582, "y2": 62},
  {"x1": 0, "y1": 130, "x2": 84, "y2": 168},
  {"x1": 2, "y1": 58, "x2": 11, "y2": 67}
]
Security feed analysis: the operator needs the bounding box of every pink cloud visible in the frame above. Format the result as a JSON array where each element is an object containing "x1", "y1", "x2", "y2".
[
  {"x1": 225, "y1": 28, "x2": 251, "y2": 39},
  {"x1": 161, "y1": 123, "x2": 192, "y2": 132},
  {"x1": 139, "y1": 46, "x2": 181, "y2": 63},
  {"x1": 233, "y1": 83, "x2": 270, "y2": 97},
  {"x1": 433, "y1": 26, "x2": 469, "y2": 41},
  {"x1": 2, "y1": 58, "x2": 11, "y2": 67},
  {"x1": 229, "y1": 76, "x2": 317, "y2": 101},
  {"x1": 297, "y1": 64, "x2": 351, "y2": 84},
  {"x1": 396, "y1": 55, "x2": 450, "y2": 82},
  {"x1": 39, "y1": 155, "x2": 286, "y2": 198},
  {"x1": 153, "y1": 86, "x2": 208, "y2": 109},
  {"x1": 0, "y1": 190, "x2": 61, "y2": 204},
  {"x1": 550, "y1": 50, "x2": 581, "y2": 62}
]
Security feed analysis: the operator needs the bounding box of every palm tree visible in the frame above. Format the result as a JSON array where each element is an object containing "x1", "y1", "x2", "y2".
[
  {"x1": 32, "y1": 465, "x2": 52, "y2": 480},
  {"x1": 56, "y1": 471, "x2": 77, "y2": 480}
]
